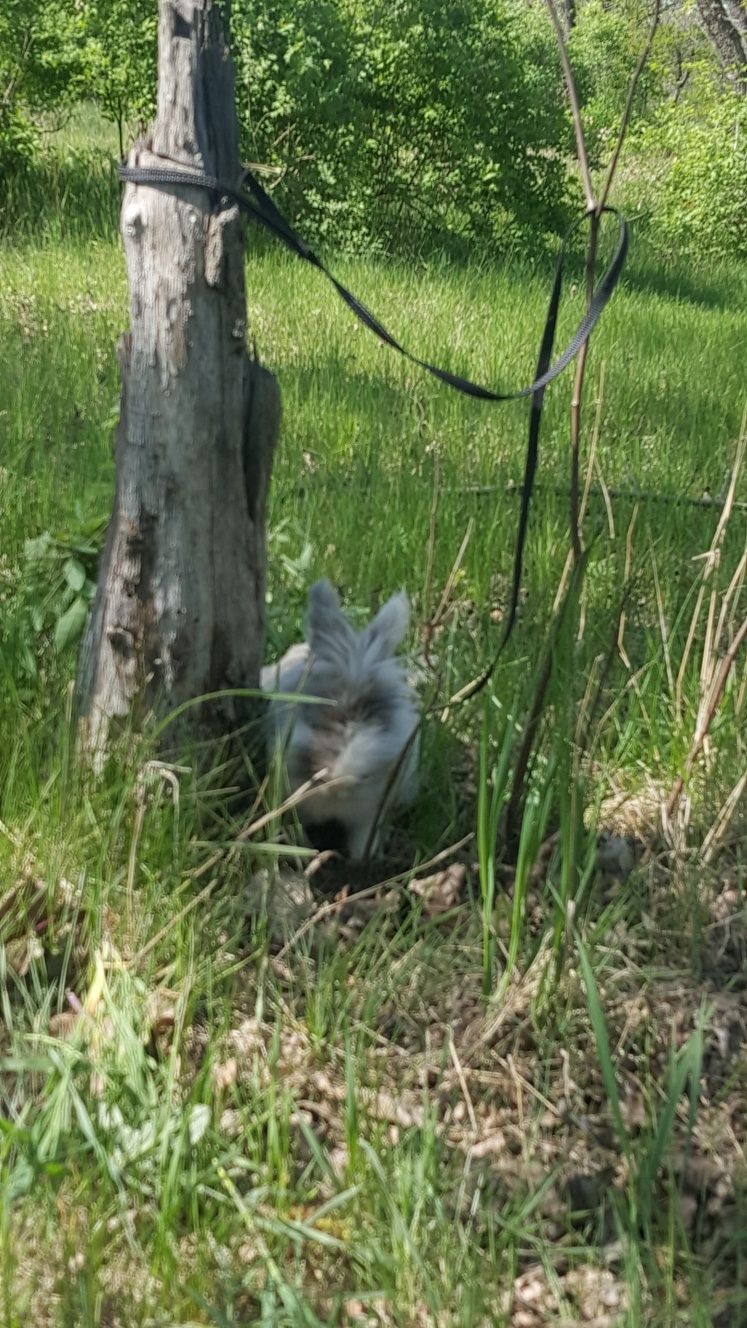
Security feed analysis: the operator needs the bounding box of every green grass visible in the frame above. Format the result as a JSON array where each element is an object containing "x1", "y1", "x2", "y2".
[{"x1": 1, "y1": 122, "x2": 746, "y2": 1326}]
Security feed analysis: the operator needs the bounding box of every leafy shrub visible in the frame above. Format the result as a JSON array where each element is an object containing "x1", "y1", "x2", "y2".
[
  {"x1": 628, "y1": 67, "x2": 747, "y2": 259},
  {"x1": 0, "y1": 105, "x2": 39, "y2": 171},
  {"x1": 232, "y1": 0, "x2": 572, "y2": 253},
  {"x1": 0, "y1": 0, "x2": 85, "y2": 170},
  {"x1": 0, "y1": 521, "x2": 104, "y2": 688},
  {"x1": 4, "y1": 0, "x2": 746, "y2": 262},
  {"x1": 568, "y1": 0, "x2": 668, "y2": 161},
  {"x1": 76, "y1": 0, "x2": 158, "y2": 156},
  {"x1": 3, "y1": 0, "x2": 571, "y2": 253}
]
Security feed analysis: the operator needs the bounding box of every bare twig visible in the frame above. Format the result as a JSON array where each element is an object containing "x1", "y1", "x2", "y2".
[
  {"x1": 581, "y1": 583, "x2": 634, "y2": 760},
  {"x1": 422, "y1": 442, "x2": 441, "y2": 661},
  {"x1": 421, "y1": 517, "x2": 475, "y2": 671},
  {"x1": 430, "y1": 519, "x2": 474, "y2": 635},
  {"x1": 651, "y1": 549, "x2": 675, "y2": 696},
  {"x1": 544, "y1": 0, "x2": 595, "y2": 209},
  {"x1": 617, "y1": 507, "x2": 639, "y2": 671},
  {"x1": 230, "y1": 767, "x2": 350, "y2": 852},
  {"x1": 450, "y1": 2, "x2": 661, "y2": 814},
  {"x1": 504, "y1": 553, "x2": 589, "y2": 851},
  {"x1": 504, "y1": 647, "x2": 553, "y2": 853},
  {"x1": 449, "y1": 1036, "x2": 479, "y2": 1134},
  {"x1": 553, "y1": 381, "x2": 603, "y2": 613},
  {"x1": 569, "y1": 219, "x2": 600, "y2": 562},
  {"x1": 545, "y1": 0, "x2": 661, "y2": 567},
  {"x1": 598, "y1": 0, "x2": 662, "y2": 213}
]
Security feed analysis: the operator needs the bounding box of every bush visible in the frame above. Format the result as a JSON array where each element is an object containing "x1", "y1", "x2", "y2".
[
  {"x1": 0, "y1": 0, "x2": 84, "y2": 170},
  {"x1": 5, "y1": 0, "x2": 746, "y2": 263},
  {"x1": 628, "y1": 67, "x2": 747, "y2": 260},
  {"x1": 568, "y1": 0, "x2": 668, "y2": 162},
  {"x1": 0, "y1": 104, "x2": 39, "y2": 172},
  {"x1": 231, "y1": 0, "x2": 571, "y2": 254},
  {"x1": 76, "y1": 0, "x2": 158, "y2": 157},
  {"x1": 2, "y1": 0, "x2": 572, "y2": 254}
]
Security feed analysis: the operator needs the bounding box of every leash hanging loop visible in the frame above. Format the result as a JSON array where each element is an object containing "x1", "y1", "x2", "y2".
[
  {"x1": 117, "y1": 160, "x2": 628, "y2": 656},
  {"x1": 118, "y1": 162, "x2": 627, "y2": 405}
]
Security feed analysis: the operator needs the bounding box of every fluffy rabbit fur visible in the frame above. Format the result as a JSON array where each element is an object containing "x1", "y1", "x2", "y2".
[{"x1": 260, "y1": 580, "x2": 420, "y2": 859}]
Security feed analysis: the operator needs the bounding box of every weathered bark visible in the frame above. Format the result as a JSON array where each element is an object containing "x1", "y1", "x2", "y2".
[
  {"x1": 77, "y1": 0, "x2": 279, "y2": 760},
  {"x1": 697, "y1": 0, "x2": 747, "y2": 87}
]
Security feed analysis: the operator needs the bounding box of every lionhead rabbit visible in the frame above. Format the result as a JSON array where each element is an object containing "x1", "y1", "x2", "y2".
[{"x1": 261, "y1": 580, "x2": 420, "y2": 859}]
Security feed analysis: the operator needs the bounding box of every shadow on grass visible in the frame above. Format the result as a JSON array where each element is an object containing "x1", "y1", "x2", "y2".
[
  {"x1": 621, "y1": 252, "x2": 747, "y2": 313},
  {"x1": 1, "y1": 151, "x2": 120, "y2": 243}
]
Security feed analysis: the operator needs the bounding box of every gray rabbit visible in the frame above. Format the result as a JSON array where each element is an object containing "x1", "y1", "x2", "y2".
[{"x1": 261, "y1": 580, "x2": 420, "y2": 859}]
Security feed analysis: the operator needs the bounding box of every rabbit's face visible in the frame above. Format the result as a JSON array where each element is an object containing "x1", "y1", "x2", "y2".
[{"x1": 264, "y1": 581, "x2": 420, "y2": 859}]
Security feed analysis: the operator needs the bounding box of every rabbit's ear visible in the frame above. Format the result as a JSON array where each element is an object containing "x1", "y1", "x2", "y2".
[
  {"x1": 362, "y1": 591, "x2": 410, "y2": 663},
  {"x1": 307, "y1": 580, "x2": 355, "y2": 665}
]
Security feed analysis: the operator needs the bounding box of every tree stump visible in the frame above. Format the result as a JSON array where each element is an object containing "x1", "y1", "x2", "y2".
[{"x1": 77, "y1": 0, "x2": 279, "y2": 763}]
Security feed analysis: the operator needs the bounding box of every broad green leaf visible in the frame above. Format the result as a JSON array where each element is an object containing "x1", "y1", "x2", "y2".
[
  {"x1": 62, "y1": 557, "x2": 86, "y2": 593},
  {"x1": 53, "y1": 596, "x2": 88, "y2": 652}
]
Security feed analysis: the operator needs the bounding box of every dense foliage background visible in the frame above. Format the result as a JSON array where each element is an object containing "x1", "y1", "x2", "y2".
[{"x1": 1, "y1": 0, "x2": 746, "y2": 256}]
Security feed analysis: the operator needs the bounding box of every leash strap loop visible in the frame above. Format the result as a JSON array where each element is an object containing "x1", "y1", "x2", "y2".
[{"x1": 117, "y1": 161, "x2": 628, "y2": 653}]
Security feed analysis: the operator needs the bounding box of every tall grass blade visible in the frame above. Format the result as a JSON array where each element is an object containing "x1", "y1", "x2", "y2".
[{"x1": 576, "y1": 937, "x2": 631, "y2": 1162}]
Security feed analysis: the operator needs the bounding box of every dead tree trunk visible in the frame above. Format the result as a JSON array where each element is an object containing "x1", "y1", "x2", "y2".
[
  {"x1": 77, "y1": 0, "x2": 279, "y2": 762},
  {"x1": 697, "y1": 0, "x2": 747, "y2": 88}
]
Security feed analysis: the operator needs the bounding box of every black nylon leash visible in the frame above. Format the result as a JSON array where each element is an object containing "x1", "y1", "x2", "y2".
[{"x1": 118, "y1": 161, "x2": 628, "y2": 656}]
